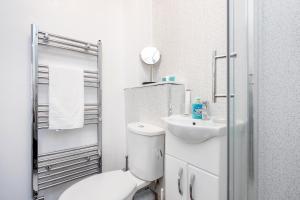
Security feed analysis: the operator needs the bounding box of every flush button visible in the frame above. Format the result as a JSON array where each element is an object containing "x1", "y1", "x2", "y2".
[{"x1": 138, "y1": 125, "x2": 144, "y2": 128}]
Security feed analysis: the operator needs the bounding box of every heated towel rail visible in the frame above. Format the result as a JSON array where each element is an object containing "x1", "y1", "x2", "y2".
[{"x1": 31, "y1": 24, "x2": 102, "y2": 200}]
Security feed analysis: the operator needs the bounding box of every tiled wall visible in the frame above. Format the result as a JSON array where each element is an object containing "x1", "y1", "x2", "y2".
[
  {"x1": 152, "y1": 0, "x2": 227, "y2": 119},
  {"x1": 124, "y1": 83, "x2": 185, "y2": 128},
  {"x1": 258, "y1": 0, "x2": 300, "y2": 199}
]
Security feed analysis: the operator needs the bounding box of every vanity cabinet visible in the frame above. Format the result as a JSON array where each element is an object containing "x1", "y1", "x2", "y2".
[
  {"x1": 165, "y1": 155, "x2": 219, "y2": 200},
  {"x1": 165, "y1": 155, "x2": 187, "y2": 200},
  {"x1": 164, "y1": 131, "x2": 226, "y2": 200}
]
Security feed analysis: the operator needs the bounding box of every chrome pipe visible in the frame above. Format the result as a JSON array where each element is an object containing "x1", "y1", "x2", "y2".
[
  {"x1": 38, "y1": 157, "x2": 99, "y2": 173},
  {"x1": 83, "y1": 80, "x2": 98, "y2": 84},
  {"x1": 85, "y1": 116, "x2": 99, "y2": 120},
  {"x1": 38, "y1": 37, "x2": 98, "y2": 52},
  {"x1": 38, "y1": 121, "x2": 99, "y2": 129},
  {"x1": 38, "y1": 103, "x2": 98, "y2": 107},
  {"x1": 38, "y1": 41, "x2": 97, "y2": 56},
  {"x1": 84, "y1": 70, "x2": 98, "y2": 75},
  {"x1": 39, "y1": 144, "x2": 98, "y2": 157},
  {"x1": 38, "y1": 113, "x2": 98, "y2": 116},
  {"x1": 84, "y1": 108, "x2": 98, "y2": 111},
  {"x1": 31, "y1": 23, "x2": 39, "y2": 198},
  {"x1": 37, "y1": 113, "x2": 98, "y2": 117},
  {"x1": 215, "y1": 94, "x2": 235, "y2": 98},
  {"x1": 97, "y1": 40, "x2": 103, "y2": 172},
  {"x1": 37, "y1": 81, "x2": 99, "y2": 88},
  {"x1": 37, "y1": 111, "x2": 99, "y2": 115},
  {"x1": 84, "y1": 75, "x2": 98, "y2": 79},
  {"x1": 37, "y1": 76, "x2": 99, "y2": 83},
  {"x1": 37, "y1": 110, "x2": 48, "y2": 113},
  {"x1": 38, "y1": 65, "x2": 47, "y2": 69},
  {"x1": 38, "y1": 153, "x2": 99, "y2": 168},
  {"x1": 38, "y1": 117, "x2": 99, "y2": 125},
  {"x1": 38, "y1": 167, "x2": 99, "y2": 185},
  {"x1": 215, "y1": 55, "x2": 227, "y2": 59},
  {"x1": 37, "y1": 73, "x2": 98, "y2": 80},
  {"x1": 39, "y1": 162, "x2": 99, "y2": 179},
  {"x1": 37, "y1": 121, "x2": 48, "y2": 124},
  {"x1": 212, "y1": 50, "x2": 217, "y2": 103},
  {"x1": 85, "y1": 103, "x2": 98, "y2": 106},
  {"x1": 38, "y1": 149, "x2": 98, "y2": 163},
  {"x1": 38, "y1": 109, "x2": 99, "y2": 113},
  {"x1": 38, "y1": 109, "x2": 97, "y2": 113},
  {"x1": 37, "y1": 71, "x2": 98, "y2": 79},
  {"x1": 37, "y1": 115, "x2": 48, "y2": 118},
  {"x1": 37, "y1": 71, "x2": 48, "y2": 74},
  {"x1": 84, "y1": 113, "x2": 99, "y2": 116},
  {"x1": 37, "y1": 111, "x2": 98, "y2": 114},
  {"x1": 39, "y1": 170, "x2": 98, "y2": 191},
  {"x1": 37, "y1": 104, "x2": 48, "y2": 107},
  {"x1": 38, "y1": 65, "x2": 98, "y2": 75},
  {"x1": 38, "y1": 31, "x2": 98, "y2": 48}
]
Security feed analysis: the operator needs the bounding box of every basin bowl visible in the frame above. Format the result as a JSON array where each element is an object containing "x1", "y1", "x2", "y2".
[{"x1": 163, "y1": 115, "x2": 226, "y2": 144}]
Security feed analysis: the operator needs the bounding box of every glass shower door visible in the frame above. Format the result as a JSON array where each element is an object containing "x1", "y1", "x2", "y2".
[{"x1": 227, "y1": 0, "x2": 253, "y2": 199}]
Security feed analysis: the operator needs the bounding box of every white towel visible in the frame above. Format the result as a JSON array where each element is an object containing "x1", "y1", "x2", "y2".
[{"x1": 49, "y1": 66, "x2": 84, "y2": 130}]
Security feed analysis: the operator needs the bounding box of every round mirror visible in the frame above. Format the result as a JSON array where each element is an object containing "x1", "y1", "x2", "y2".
[{"x1": 140, "y1": 47, "x2": 160, "y2": 65}]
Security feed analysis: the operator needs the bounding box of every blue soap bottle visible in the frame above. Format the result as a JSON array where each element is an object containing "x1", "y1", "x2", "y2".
[{"x1": 192, "y1": 97, "x2": 203, "y2": 119}]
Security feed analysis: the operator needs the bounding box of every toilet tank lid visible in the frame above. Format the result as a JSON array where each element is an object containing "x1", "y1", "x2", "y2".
[{"x1": 128, "y1": 122, "x2": 165, "y2": 136}]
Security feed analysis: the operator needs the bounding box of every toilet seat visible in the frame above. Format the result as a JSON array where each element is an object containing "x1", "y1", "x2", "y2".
[{"x1": 59, "y1": 170, "x2": 149, "y2": 200}]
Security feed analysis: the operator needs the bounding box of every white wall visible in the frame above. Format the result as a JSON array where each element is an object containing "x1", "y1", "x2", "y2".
[
  {"x1": 257, "y1": 0, "x2": 300, "y2": 199},
  {"x1": 122, "y1": 0, "x2": 153, "y2": 88},
  {"x1": 103, "y1": 0, "x2": 153, "y2": 170},
  {"x1": 0, "y1": 0, "x2": 153, "y2": 199}
]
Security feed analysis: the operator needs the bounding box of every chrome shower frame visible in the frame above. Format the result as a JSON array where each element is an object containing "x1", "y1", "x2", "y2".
[{"x1": 226, "y1": 0, "x2": 258, "y2": 199}]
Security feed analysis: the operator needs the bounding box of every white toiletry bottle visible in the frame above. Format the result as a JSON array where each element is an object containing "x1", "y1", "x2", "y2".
[{"x1": 184, "y1": 89, "x2": 191, "y2": 115}]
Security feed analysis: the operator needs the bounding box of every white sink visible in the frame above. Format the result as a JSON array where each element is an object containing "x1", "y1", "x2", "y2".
[{"x1": 163, "y1": 115, "x2": 226, "y2": 144}]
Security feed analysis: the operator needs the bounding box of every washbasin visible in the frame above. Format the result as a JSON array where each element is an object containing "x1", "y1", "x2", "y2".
[{"x1": 163, "y1": 115, "x2": 226, "y2": 144}]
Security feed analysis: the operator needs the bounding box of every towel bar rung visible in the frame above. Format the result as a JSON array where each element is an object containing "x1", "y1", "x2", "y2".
[
  {"x1": 38, "y1": 119, "x2": 101, "y2": 129},
  {"x1": 38, "y1": 66, "x2": 98, "y2": 75},
  {"x1": 38, "y1": 170, "x2": 99, "y2": 191},
  {"x1": 37, "y1": 81, "x2": 99, "y2": 88}
]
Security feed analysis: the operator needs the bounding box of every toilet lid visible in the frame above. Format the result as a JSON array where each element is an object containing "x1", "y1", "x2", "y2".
[{"x1": 59, "y1": 170, "x2": 137, "y2": 200}]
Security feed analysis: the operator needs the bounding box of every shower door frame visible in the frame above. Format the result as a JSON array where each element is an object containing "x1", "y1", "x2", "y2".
[{"x1": 226, "y1": 0, "x2": 259, "y2": 199}]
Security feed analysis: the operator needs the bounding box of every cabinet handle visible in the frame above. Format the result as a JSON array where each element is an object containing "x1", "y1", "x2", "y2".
[
  {"x1": 189, "y1": 174, "x2": 195, "y2": 200},
  {"x1": 177, "y1": 168, "x2": 183, "y2": 195}
]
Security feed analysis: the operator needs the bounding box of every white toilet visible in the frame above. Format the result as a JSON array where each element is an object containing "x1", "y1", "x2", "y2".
[{"x1": 59, "y1": 122, "x2": 165, "y2": 200}]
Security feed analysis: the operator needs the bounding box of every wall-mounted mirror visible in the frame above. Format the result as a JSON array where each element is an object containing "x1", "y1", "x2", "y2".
[
  {"x1": 140, "y1": 47, "x2": 160, "y2": 84},
  {"x1": 140, "y1": 47, "x2": 160, "y2": 65}
]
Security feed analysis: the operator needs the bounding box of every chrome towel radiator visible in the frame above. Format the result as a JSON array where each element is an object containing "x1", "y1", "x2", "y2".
[{"x1": 31, "y1": 24, "x2": 102, "y2": 200}]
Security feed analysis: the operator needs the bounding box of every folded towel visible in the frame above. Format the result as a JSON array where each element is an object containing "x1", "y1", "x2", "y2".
[{"x1": 49, "y1": 66, "x2": 84, "y2": 130}]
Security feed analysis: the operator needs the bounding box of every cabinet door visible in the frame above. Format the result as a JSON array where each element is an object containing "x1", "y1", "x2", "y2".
[
  {"x1": 188, "y1": 165, "x2": 219, "y2": 200},
  {"x1": 165, "y1": 154, "x2": 187, "y2": 200}
]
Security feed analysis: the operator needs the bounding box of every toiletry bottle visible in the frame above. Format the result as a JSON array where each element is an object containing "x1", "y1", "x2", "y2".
[
  {"x1": 202, "y1": 101, "x2": 209, "y2": 120},
  {"x1": 192, "y1": 97, "x2": 203, "y2": 119},
  {"x1": 184, "y1": 89, "x2": 192, "y2": 115}
]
